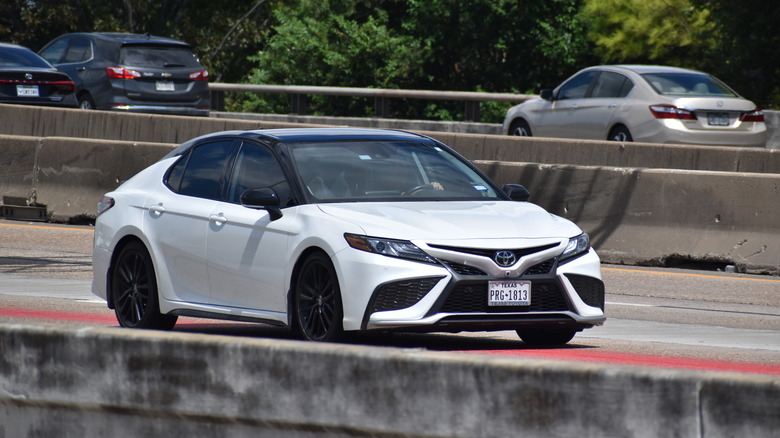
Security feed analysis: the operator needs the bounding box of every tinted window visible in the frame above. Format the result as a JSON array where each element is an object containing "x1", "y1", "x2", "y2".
[
  {"x1": 62, "y1": 38, "x2": 92, "y2": 63},
  {"x1": 0, "y1": 47, "x2": 51, "y2": 68},
  {"x1": 227, "y1": 142, "x2": 292, "y2": 207},
  {"x1": 119, "y1": 45, "x2": 201, "y2": 68},
  {"x1": 39, "y1": 39, "x2": 69, "y2": 64},
  {"x1": 557, "y1": 71, "x2": 597, "y2": 100},
  {"x1": 642, "y1": 72, "x2": 738, "y2": 97},
  {"x1": 290, "y1": 140, "x2": 499, "y2": 201},
  {"x1": 168, "y1": 141, "x2": 235, "y2": 200},
  {"x1": 591, "y1": 72, "x2": 634, "y2": 98}
]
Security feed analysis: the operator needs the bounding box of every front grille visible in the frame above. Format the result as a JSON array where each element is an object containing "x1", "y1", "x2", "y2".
[
  {"x1": 436, "y1": 281, "x2": 569, "y2": 314},
  {"x1": 442, "y1": 261, "x2": 486, "y2": 276},
  {"x1": 428, "y1": 243, "x2": 559, "y2": 259},
  {"x1": 370, "y1": 277, "x2": 444, "y2": 313},
  {"x1": 566, "y1": 274, "x2": 605, "y2": 310},
  {"x1": 523, "y1": 260, "x2": 554, "y2": 275}
]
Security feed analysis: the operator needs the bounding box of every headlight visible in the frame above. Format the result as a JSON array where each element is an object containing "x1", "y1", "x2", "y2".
[
  {"x1": 344, "y1": 233, "x2": 438, "y2": 264},
  {"x1": 560, "y1": 233, "x2": 590, "y2": 263},
  {"x1": 97, "y1": 196, "x2": 115, "y2": 217}
]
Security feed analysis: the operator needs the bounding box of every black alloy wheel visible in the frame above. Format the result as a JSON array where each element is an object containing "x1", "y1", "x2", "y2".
[
  {"x1": 516, "y1": 328, "x2": 577, "y2": 346},
  {"x1": 295, "y1": 252, "x2": 344, "y2": 342},
  {"x1": 111, "y1": 241, "x2": 177, "y2": 330}
]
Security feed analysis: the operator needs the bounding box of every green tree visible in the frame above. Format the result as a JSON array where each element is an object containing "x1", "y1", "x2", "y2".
[{"x1": 581, "y1": 0, "x2": 715, "y2": 64}]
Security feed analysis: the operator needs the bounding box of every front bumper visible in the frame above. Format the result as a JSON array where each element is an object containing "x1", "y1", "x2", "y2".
[{"x1": 349, "y1": 245, "x2": 605, "y2": 333}]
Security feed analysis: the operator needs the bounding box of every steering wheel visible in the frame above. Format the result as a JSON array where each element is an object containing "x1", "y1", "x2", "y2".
[{"x1": 402, "y1": 182, "x2": 444, "y2": 196}]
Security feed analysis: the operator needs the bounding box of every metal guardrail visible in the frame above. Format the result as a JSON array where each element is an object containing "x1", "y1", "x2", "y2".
[{"x1": 209, "y1": 83, "x2": 538, "y2": 122}]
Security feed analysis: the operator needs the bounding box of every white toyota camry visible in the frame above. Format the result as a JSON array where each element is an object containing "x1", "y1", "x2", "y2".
[{"x1": 92, "y1": 128, "x2": 605, "y2": 344}]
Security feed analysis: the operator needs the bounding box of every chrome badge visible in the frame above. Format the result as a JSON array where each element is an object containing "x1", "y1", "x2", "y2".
[{"x1": 494, "y1": 250, "x2": 517, "y2": 267}]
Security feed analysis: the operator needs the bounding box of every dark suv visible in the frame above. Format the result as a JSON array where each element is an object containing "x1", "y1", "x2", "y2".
[{"x1": 39, "y1": 32, "x2": 210, "y2": 116}]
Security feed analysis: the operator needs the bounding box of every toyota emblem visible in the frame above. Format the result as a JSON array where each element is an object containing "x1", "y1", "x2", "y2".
[
  {"x1": 494, "y1": 250, "x2": 516, "y2": 267},
  {"x1": 25, "y1": 73, "x2": 33, "y2": 80}
]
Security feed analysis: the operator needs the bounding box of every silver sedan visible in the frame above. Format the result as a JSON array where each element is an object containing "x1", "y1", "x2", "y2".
[{"x1": 503, "y1": 65, "x2": 766, "y2": 147}]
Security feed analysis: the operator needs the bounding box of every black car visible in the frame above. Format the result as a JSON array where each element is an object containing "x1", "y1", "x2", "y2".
[
  {"x1": 0, "y1": 42, "x2": 77, "y2": 108},
  {"x1": 39, "y1": 33, "x2": 210, "y2": 116}
]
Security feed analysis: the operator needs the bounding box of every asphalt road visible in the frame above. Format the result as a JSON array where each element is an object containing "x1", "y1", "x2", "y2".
[{"x1": 1, "y1": 219, "x2": 778, "y2": 371}]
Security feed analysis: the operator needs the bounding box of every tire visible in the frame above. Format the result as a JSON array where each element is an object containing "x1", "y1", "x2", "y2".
[
  {"x1": 516, "y1": 328, "x2": 577, "y2": 346},
  {"x1": 294, "y1": 252, "x2": 344, "y2": 342},
  {"x1": 509, "y1": 119, "x2": 532, "y2": 136},
  {"x1": 608, "y1": 125, "x2": 633, "y2": 142},
  {"x1": 111, "y1": 241, "x2": 177, "y2": 330},
  {"x1": 78, "y1": 93, "x2": 95, "y2": 110}
]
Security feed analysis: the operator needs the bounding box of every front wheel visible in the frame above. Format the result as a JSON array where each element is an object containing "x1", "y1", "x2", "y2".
[
  {"x1": 111, "y1": 241, "x2": 177, "y2": 330},
  {"x1": 516, "y1": 328, "x2": 577, "y2": 346},
  {"x1": 509, "y1": 119, "x2": 532, "y2": 136},
  {"x1": 294, "y1": 252, "x2": 344, "y2": 342}
]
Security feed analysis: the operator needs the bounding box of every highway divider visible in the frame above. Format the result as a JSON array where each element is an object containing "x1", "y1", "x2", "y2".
[
  {"x1": 1, "y1": 323, "x2": 778, "y2": 437},
  {"x1": 1, "y1": 104, "x2": 779, "y2": 273}
]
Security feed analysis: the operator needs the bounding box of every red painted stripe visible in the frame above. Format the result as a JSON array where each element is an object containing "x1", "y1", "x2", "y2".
[
  {"x1": 475, "y1": 349, "x2": 780, "y2": 376},
  {"x1": 0, "y1": 307, "x2": 226, "y2": 326}
]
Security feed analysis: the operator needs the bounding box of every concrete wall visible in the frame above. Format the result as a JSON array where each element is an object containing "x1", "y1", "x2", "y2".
[
  {"x1": 477, "y1": 161, "x2": 780, "y2": 275},
  {"x1": 1, "y1": 323, "x2": 778, "y2": 438}
]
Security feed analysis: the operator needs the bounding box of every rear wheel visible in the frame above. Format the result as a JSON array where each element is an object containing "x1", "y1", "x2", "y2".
[
  {"x1": 111, "y1": 241, "x2": 177, "y2": 330},
  {"x1": 608, "y1": 125, "x2": 633, "y2": 142},
  {"x1": 509, "y1": 119, "x2": 532, "y2": 136},
  {"x1": 516, "y1": 328, "x2": 577, "y2": 346},
  {"x1": 78, "y1": 93, "x2": 95, "y2": 110},
  {"x1": 294, "y1": 252, "x2": 344, "y2": 342}
]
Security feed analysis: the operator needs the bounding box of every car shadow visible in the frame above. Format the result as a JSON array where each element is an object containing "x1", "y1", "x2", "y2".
[{"x1": 172, "y1": 320, "x2": 598, "y2": 352}]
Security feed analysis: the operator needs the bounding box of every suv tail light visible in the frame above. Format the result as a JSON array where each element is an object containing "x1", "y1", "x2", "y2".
[
  {"x1": 106, "y1": 67, "x2": 142, "y2": 79},
  {"x1": 649, "y1": 104, "x2": 697, "y2": 120},
  {"x1": 739, "y1": 109, "x2": 764, "y2": 123},
  {"x1": 189, "y1": 70, "x2": 209, "y2": 81}
]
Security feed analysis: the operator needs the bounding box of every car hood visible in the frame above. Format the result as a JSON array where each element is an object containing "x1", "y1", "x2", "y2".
[{"x1": 318, "y1": 201, "x2": 581, "y2": 241}]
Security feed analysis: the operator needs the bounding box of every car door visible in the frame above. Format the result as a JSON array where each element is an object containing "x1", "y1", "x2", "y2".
[
  {"x1": 533, "y1": 70, "x2": 598, "y2": 139},
  {"x1": 39, "y1": 37, "x2": 102, "y2": 104},
  {"x1": 144, "y1": 139, "x2": 238, "y2": 305},
  {"x1": 205, "y1": 141, "x2": 297, "y2": 313},
  {"x1": 572, "y1": 71, "x2": 634, "y2": 139}
]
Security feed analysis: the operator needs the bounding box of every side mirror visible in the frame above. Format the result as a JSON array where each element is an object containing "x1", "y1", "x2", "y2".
[
  {"x1": 503, "y1": 184, "x2": 530, "y2": 202},
  {"x1": 540, "y1": 89, "x2": 554, "y2": 101},
  {"x1": 240, "y1": 188, "x2": 283, "y2": 221}
]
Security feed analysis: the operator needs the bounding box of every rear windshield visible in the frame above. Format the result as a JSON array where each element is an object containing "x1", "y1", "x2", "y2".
[
  {"x1": 641, "y1": 72, "x2": 738, "y2": 97},
  {"x1": 119, "y1": 45, "x2": 201, "y2": 69},
  {"x1": 0, "y1": 47, "x2": 52, "y2": 68}
]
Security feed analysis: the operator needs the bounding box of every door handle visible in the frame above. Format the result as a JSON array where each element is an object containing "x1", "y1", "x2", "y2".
[
  {"x1": 76, "y1": 67, "x2": 86, "y2": 72},
  {"x1": 149, "y1": 204, "x2": 166, "y2": 214},
  {"x1": 209, "y1": 214, "x2": 228, "y2": 225},
  {"x1": 567, "y1": 104, "x2": 579, "y2": 109}
]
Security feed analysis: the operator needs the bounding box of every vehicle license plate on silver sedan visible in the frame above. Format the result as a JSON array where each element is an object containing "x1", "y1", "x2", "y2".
[
  {"x1": 707, "y1": 112, "x2": 730, "y2": 126},
  {"x1": 488, "y1": 280, "x2": 531, "y2": 306},
  {"x1": 17, "y1": 85, "x2": 39, "y2": 97},
  {"x1": 156, "y1": 81, "x2": 175, "y2": 91}
]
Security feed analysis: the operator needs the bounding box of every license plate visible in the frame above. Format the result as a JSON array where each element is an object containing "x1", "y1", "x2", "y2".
[
  {"x1": 707, "y1": 112, "x2": 730, "y2": 126},
  {"x1": 488, "y1": 280, "x2": 531, "y2": 306},
  {"x1": 156, "y1": 81, "x2": 175, "y2": 91},
  {"x1": 17, "y1": 85, "x2": 39, "y2": 97}
]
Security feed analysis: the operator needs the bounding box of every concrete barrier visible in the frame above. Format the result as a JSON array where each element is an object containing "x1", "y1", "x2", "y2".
[
  {"x1": 0, "y1": 135, "x2": 175, "y2": 221},
  {"x1": 1, "y1": 323, "x2": 777, "y2": 437},
  {"x1": 2, "y1": 104, "x2": 780, "y2": 174},
  {"x1": 477, "y1": 161, "x2": 780, "y2": 275}
]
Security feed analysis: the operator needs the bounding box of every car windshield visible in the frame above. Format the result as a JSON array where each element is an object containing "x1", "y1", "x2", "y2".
[
  {"x1": 0, "y1": 47, "x2": 52, "y2": 69},
  {"x1": 641, "y1": 72, "x2": 738, "y2": 97},
  {"x1": 288, "y1": 140, "x2": 501, "y2": 202},
  {"x1": 119, "y1": 45, "x2": 201, "y2": 68}
]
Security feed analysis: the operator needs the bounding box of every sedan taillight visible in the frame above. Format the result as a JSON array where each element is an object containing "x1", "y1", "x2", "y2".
[
  {"x1": 106, "y1": 67, "x2": 142, "y2": 79},
  {"x1": 740, "y1": 109, "x2": 764, "y2": 123},
  {"x1": 649, "y1": 104, "x2": 697, "y2": 120},
  {"x1": 52, "y1": 80, "x2": 76, "y2": 94},
  {"x1": 188, "y1": 70, "x2": 209, "y2": 81}
]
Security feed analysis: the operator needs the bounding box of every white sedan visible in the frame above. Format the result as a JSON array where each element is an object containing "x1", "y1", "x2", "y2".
[
  {"x1": 92, "y1": 128, "x2": 605, "y2": 344},
  {"x1": 503, "y1": 65, "x2": 766, "y2": 147}
]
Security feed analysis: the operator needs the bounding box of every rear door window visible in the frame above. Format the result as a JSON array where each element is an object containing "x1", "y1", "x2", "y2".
[
  {"x1": 119, "y1": 45, "x2": 201, "y2": 68},
  {"x1": 590, "y1": 72, "x2": 634, "y2": 98}
]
